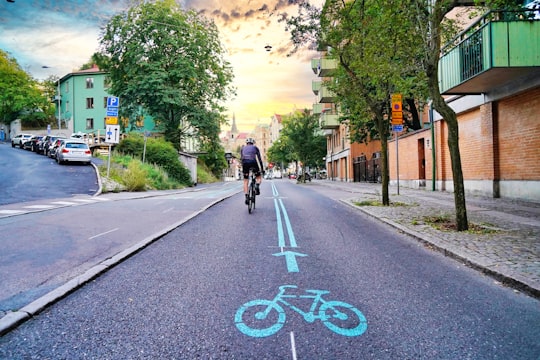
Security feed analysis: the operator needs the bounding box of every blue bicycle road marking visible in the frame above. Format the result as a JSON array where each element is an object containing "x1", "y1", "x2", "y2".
[{"x1": 234, "y1": 285, "x2": 368, "y2": 338}]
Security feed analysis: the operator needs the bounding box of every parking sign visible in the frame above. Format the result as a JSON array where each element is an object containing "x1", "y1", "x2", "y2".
[{"x1": 107, "y1": 96, "x2": 119, "y2": 108}]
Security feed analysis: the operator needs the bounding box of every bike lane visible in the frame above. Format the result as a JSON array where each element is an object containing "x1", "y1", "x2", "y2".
[{"x1": 234, "y1": 181, "x2": 368, "y2": 343}]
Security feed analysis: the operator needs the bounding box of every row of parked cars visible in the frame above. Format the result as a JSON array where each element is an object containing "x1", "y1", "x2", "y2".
[{"x1": 11, "y1": 133, "x2": 93, "y2": 165}]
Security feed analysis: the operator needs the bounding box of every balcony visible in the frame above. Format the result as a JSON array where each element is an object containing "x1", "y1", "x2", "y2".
[
  {"x1": 313, "y1": 103, "x2": 323, "y2": 114},
  {"x1": 439, "y1": 10, "x2": 540, "y2": 94},
  {"x1": 318, "y1": 85, "x2": 337, "y2": 103},
  {"x1": 320, "y1": 112, "x2": 339, "y2": 129},
  {"x1": 311, "y1": 57, "x2": 337, "y2": 77},
  {"x1": 312, "y1": 80, "x2": 321, "y2": 95},
  {"x1": 313, "y1": 103, "x2": 332, "y2": 115}
]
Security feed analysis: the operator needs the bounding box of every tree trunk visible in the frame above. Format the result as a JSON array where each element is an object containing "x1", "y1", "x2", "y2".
[
  {"x1": 425, "y1": 4, "x2": 469, "y2": 231},
  {"x1": 432, "y1": 95, "x2": 469, "y2": 230},
  {"x1": 376, "y1": 113, "x2": 390, "y2": 205}
]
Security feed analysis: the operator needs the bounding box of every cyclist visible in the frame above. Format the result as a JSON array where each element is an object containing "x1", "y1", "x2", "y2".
[{"x1": 241, "y1": 137, "x2": 263, "y2": 204}]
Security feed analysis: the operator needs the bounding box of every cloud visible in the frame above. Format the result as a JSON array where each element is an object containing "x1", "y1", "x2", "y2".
[{"x1": 0, "y1": 0, "x2": 323, "y2": 132}]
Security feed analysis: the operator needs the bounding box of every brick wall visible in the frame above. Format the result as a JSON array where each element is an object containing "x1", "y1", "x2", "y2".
[
  {"x1": 389, "y1": 85, "x2": 540, "y2": 191},
  {"x1": 497, "y1": 87, "x2": 540, "y2": 180}
]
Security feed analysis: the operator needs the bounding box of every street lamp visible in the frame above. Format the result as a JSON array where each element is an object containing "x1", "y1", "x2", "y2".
[{"x1": 42, "y1": 66, "x2": 61, "y2": 130}]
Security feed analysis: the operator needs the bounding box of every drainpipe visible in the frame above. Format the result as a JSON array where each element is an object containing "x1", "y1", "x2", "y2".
[{"x1": 429, "y1": 100, "x2": 436, "y2": 191}]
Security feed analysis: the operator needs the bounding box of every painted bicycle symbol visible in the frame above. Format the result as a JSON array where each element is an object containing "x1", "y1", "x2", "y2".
[{"x1": 234, "y1": 285, "x2": 367, "y2": 338}]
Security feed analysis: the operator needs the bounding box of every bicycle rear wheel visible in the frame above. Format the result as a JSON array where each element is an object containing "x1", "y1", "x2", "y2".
[{"x1": 248, "y1": 183, "x2": 254, "y2": 213}]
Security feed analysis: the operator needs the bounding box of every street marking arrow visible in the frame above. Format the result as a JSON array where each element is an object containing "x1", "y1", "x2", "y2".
[{"x1": 273, "y1": 251, "x2": 308, "y2": 273}]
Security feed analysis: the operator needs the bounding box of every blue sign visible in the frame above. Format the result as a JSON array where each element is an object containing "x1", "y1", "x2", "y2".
[
  {"x1": 107, "y1": 96, "x2": 119, "y2": 108},
  {"x1": 106, "y1": 108, "x2": 118, "y2": 117},
  {"x1": 392, "y1": 125, "x2": 403, "y2": 132}
]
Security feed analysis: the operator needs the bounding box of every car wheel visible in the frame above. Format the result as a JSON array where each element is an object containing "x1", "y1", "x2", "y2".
[{"x1": 11, "y1": 142, "x2": 15, "y2": 148}]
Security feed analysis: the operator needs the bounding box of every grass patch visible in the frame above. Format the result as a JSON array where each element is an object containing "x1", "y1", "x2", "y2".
[
  {"x1": 420, "y1": 215, "x2": 498, "y2": 234},
  {"x1": 353, "y1": 200, "x2": 410, "y2": 207}
]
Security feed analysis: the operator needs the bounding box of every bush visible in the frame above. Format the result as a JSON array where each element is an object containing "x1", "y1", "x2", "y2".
[
  {"x1": 116, "y1": 134, "x2": 192, "y2": 186},
  {"x1": 122, "y1": 160, "x2": 147, "y2": 191}
]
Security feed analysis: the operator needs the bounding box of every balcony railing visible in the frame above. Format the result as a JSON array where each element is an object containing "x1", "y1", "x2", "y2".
[
  {"x1": 320, "y1": 112, "x2": 339, "y2": 129},
  {"x1": 312, "y1": 80, "x2": 321, "y2": 95},
  {"x1": 318, "y1": 85, "x2": 337, "y2": 103},
  {"x1": 439, "y1": 9, "x2": 540, "y2": 94},
  {"x1": 311, "y1": 57, "x2": 337, "y2": 77}
]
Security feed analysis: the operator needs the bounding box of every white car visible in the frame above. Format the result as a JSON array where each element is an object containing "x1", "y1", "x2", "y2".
[
  {"x1": 56, "y1": 140, "x2": 92, "y2": 165},
  {"x1": 11, "y1": 133, "x2": 33, "y2": 148},
  {"x1": 273, "y1": 170, "x2": 283, "y2": 179}
]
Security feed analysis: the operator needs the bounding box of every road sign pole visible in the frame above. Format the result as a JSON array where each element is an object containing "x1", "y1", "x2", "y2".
[
  {"x1": 107, "y1": 144, "x2": 112, "y2": 177},
  {"x1": 396, "y1": 131, "x2": 400, "y2": 195}
]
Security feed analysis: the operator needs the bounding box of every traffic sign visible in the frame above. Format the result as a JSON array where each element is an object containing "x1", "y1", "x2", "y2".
[
  {"x1": 106, "y1": 107, "x2": 119, "y2": 116},
  {"x1": 392, "y1": 125, "x2": 403, "y2": 132},
  {"x1": 391, "y1": 93, "x2": 402, "y2": 110},
  {"x1": 107, "y1": 96, "x2": 119, "y2": 108},
  {"x1": 106, "y1": 125, "x2": 120, "y2": 144},
  {"x1": 106, "y1": 116, "x2": 118, "y2": 125}
]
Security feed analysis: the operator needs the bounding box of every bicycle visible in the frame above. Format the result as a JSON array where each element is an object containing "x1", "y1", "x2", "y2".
[
  {"x1": 235, "y1": 285, "x2": 367, "y2": 338},
  {"x1": 246, "y1": 167, "x2": 257, "y2": 213}
]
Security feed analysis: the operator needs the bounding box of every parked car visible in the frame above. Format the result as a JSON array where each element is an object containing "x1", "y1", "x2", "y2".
[
  {"x1": 23, "y1": 135, "x2": 43, "y2": 152},
  {"x1": 273, "y1": 170, "x2": 283, "y2": 179},
  {"x1": 56, "y1": 140, "x2": 92, "y2": 165},
  {"x1": 44, "y1": 136, "x2": 66, "y2": 157},
  {"x1": 288, "y1": 173, "x2": 297, "y2": 179},
  {"x1": 11, "y1": 133, "x2": 33, "y2": 148},
  {"x1": 49, "y1": 138, "x2": 66, "y2": 159}
]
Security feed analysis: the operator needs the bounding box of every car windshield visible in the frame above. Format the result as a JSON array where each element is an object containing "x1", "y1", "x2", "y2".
[{"x1": 66, "y1": 143, "x2": 88, "y2": 149}]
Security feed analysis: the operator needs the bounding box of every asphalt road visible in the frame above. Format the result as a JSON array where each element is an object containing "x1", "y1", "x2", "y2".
[
  {"x1": 0, "y1": 142, "x2": 98, "y2": 205},
  {"x1": 1, "y1": 179, "x2": 539, "y2": 359}
]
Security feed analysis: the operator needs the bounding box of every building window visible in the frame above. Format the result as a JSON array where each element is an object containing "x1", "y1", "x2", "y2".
[
  {"x1": 104, "y1": 97, "x2": 108, "y2": 108},
  {"x1": 86, "y1": 77, "x2": 94, "y2": 89},
  {"x1": 86, "y1": 98, "x2": 94, "y2": 109},
  {"x1": 104, "y1": 76, "x2": 111, "y2": 88},
  {"x1": 86, "y1": 118, "x2": 94, "y2": 130}
]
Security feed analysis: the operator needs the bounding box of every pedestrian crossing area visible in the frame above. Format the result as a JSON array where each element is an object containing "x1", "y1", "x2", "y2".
[{"x1": 0, "y1": 197, "x2": 111, "y2": 218}]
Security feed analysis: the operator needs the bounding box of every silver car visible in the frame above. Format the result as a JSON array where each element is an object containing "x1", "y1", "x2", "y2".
[{"x1": 56, "y1": 140, "x2": 92, "y2": 165}]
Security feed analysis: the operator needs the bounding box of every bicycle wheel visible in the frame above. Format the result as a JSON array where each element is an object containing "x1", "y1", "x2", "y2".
[
  {"x1": 251, "y1": 181, "x2": 256, "y2": 209},
  {"x1": 234, "y1": 299, "x2": 285, "y2": 338},
  {"x1": 248, "y1": 182, "x2": 254, "y2": 213},
  {"x1": 319, "y1": 301, "x2": 367, "y2": 337}
]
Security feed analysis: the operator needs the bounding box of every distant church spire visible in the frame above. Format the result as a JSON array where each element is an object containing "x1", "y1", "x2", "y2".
[{"x1": 231, "y1": 113, "x2": 238, "y2": 135}]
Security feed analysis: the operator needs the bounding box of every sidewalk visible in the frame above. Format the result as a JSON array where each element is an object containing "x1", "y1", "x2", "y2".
[{"x1": 315, "y1": 180, "x2": 540, "y2": 298}]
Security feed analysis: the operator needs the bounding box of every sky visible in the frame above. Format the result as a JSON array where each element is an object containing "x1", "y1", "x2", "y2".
[{"x1": 0, "y1": 0, "x2": 322, "y2": 133}]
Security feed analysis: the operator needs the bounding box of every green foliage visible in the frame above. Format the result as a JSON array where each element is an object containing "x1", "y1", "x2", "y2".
[
  {"x1": 97, "y1": 0, "x2": 235, "y2": 151},
  {"x1": 198, "y1": 137, "x2": 228, "y2": 177},
  {"x1": 276, "y1": 110, "x2": 326, "y2": 175},
  {"x1": 116, "y1": 134, "x2": 192, "y2": 186},
  {"x1": 122, "y1": 160, "x2": 148, "y2": 191},
  {"x1": 197, "y1": 160, "x2": 220, "y2": 183},
  {"x1": 0, "y1": 50, "x2": 54, "y2": 127}
]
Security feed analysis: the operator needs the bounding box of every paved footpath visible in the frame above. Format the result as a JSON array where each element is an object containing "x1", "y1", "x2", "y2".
[{"x1": 315, "y1": 180, "x2": 540, "y2": 298}]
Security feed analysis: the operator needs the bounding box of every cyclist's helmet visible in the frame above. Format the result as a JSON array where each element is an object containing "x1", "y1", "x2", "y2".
[{"x1": 246, "y1": 137, "x2": 255, "y2": 144}]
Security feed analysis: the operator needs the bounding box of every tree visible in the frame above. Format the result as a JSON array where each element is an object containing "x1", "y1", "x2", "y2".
[
  {"x1": 286, "y1": 0, "x2": 428, "y2": 204},
  {"x1": 414, "y1": 0, "x2": 520, "y2": 230},
  {"x1": 0, "y1": 50, "x2": 53, "y2": 128},
  {"x1": 279, "y1": 110, "x2": 326, "y2": 182},
  {"x1": 97, "y1": 0, "x2": 235, "y2": 151},
  {"x1": 267, "y1": 135, "x2": 296, "y2": 171}
]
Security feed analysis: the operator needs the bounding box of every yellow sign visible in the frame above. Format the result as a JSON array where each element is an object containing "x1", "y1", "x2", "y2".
[
  {"x1": 106, "y1": 116, "x2": 118, "y2": 125},
  {"x1": 391, "y1": 93, "x2": 403, "y2": 125}
]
